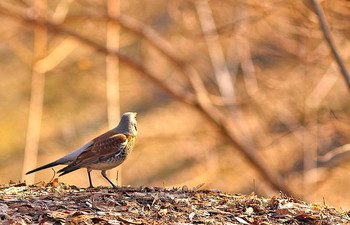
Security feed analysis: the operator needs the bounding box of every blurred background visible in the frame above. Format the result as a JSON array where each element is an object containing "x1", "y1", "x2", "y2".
[{"x1": 1, "y1": 0, "x2": 350, "y2": 209}]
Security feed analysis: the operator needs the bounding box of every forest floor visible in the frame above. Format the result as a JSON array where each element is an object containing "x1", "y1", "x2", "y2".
[{"x1": 0, "y1": 181, "x2": 349, "y2": 225}]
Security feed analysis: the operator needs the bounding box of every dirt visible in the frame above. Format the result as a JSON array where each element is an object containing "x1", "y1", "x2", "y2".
[{"x1": 0, "y1": 181, "x2": 349, "y2": 224}]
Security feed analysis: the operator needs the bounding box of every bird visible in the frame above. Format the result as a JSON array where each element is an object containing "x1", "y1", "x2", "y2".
[{"x1": 26, "y1": 112, "x2": 138, "y2": 188}]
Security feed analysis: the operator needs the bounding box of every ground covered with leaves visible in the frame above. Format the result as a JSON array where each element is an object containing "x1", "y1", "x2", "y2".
[{"x1": 0, "y1": 182, "x2": 349, "y2": 224}]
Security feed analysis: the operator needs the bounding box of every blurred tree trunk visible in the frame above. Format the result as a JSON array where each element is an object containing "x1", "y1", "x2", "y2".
[
  {"x1": 106, "y1": 0, "x2": 121, "y2": 186},
  {"x1": 21, "y1": 0, "x2": 47, "y2": 183}
]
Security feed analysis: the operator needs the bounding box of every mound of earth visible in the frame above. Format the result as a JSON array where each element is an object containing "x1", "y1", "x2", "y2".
[{"x1": 0, "y1": 181, "x2": 349, "y2": 224}]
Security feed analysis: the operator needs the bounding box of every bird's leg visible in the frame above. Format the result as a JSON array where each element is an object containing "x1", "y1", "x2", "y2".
[
  {"x1": 87, "y1": 168, "x2": 94, "y2": 188},
  {"x1": 101, "y1": 170, "x2": 117, "y2": 188}
]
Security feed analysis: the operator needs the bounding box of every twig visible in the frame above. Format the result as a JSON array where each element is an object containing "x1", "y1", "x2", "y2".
[
  {"x1": 49, "y1": 168, "x2": 57, "y2": 183},
  {"x1": 310, "y1": 0, "x2": 350, "y2": 93}
]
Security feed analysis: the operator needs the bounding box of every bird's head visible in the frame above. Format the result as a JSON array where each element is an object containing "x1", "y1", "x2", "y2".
[{"x1": 114, "y1": 112, "x2": 138, "y2": 136}]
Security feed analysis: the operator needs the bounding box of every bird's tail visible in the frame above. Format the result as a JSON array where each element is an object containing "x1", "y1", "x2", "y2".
[
  {"x1": 25, "y1": 161, "x2": 61, "y2": 175},
  {"x1": 57, "y1": 165, "x2": 80, "y2": 177}
]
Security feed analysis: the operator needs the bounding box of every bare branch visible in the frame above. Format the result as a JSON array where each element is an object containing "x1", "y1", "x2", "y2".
[
  {"x1": 0, "y1": 5, "x2": 196, "y2": 106},
  {"x1": 318, "y1": 144, "x2": 350, "y2": 168},
  {"x1": 310, "y1": 0, "x2": 350, "y2": 93},
  {"x1": 195, "y1": 0, "x2": 235, "y2": 98}
]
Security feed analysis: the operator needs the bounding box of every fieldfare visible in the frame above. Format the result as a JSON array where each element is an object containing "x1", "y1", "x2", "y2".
[{"x1": 26, "y1": 112, "x2": 138, "y2": 188}]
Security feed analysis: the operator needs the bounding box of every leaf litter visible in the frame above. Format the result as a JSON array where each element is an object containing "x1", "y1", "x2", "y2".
[{"x1": 0, "y1": 181, "x2": 349, "y2": 224}]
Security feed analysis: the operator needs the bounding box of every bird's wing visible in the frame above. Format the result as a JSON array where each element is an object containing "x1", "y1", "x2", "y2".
[
  {"x1": 76, "y1": 133, "x2": 128, "y2": 164},
  {"x1": 58, "y1": 134, "x2": 127, "y2": 175}
]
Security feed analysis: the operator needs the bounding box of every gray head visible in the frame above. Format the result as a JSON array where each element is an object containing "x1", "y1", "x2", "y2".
[{"x1": 114, "y1": 112, "x2": 138, "y2": 136}]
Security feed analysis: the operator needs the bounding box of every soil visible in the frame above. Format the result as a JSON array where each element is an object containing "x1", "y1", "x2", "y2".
[{"x1": 0, "y1": 181, "x2": 349, "y2": 224}]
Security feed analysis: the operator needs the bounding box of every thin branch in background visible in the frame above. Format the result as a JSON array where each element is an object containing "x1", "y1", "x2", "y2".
[
  {"x1": 305, "y1": 66, "x2": 338, "y2": 109},
  {"x1": 228, "y1": 1, "x2": 259, "y2": 96},
  {"x1": 318, "y1": 144, "x2": 350, "y2": 168},
  {"x1": 235, "y1": 8, "x2": 259, "y2": 96},
  {"x1": 330, "y1": 110, "x2": 350, "y2": 123},
  {"x1": 310, "y1": 0, "x2": 350, "y2": 93},
  {"x1": 194, "y1": 0, "x2": 248, "y2": 146},
  {"x1": 52, "y1": 0, "x2": 74, "y2": 23},
  {"x1": 62, "y1": 10, "x2": 211, "y2": 103},
  {"x1": 106, "y1": 0, "x2": 121, "y2": 186},
  {"x1": 239, "y1": 41, "x2": 259, "y2": 94},
  {"x1": 34, "y1": 36, "x2": 79, "y2": 73},
  {"x1": 195, "y1": 0, "x2": 235, "y2": 99},
  {"x1": 21, "y1": 0, "x2": 47, "y2": 183},
  {"x1": 195, "y1": 0, "x2": 253, "y2": 145},
  {"x1": 33, "y1": 0, "x2": 79, "y2": 73}
]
